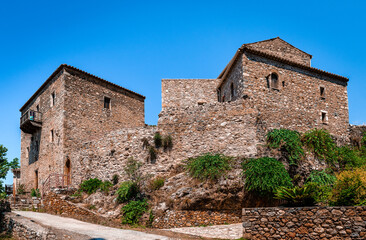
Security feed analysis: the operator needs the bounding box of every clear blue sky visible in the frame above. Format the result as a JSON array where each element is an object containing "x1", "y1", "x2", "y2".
[{"x1": 1, "y1": 0, "x2": 365, "y2": 184}]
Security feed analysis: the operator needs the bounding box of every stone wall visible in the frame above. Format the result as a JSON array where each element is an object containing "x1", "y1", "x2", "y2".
[
  {"x1": 70, "y1": 126, "x2": 157, "y2": 185},
  {"x1": 42, "y1": 192, "x2": 120, "y2": 227},
  {"x1": 153, "y1": 210, "x2": 241, "y2": 228},
  {"x1": 4, "y1": 213, "x2": 57, "y2": 240},
  {"x1": 161, "y1": 79, "x2": 219, "y2": 109},
  {"x1": 242, "y1": 206, "x2": 366, "y2": 239},
  {"x1": 350, "y1": 125, "x2": 366, "y2": 148},
  {"x1": 68, "y1": 100, "x2": 258, "y2": 185}
]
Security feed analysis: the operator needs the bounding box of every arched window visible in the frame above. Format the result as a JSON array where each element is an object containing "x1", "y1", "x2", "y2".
[
  {"x1": 230, "y1": 83, "x2": 234, "y2": 100},
  {"x1": 271, "y1": 73, "x2": 279, "y2": 89}
]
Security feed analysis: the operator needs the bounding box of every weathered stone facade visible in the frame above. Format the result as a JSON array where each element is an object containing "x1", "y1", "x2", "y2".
[
  {"x1": 19, "y1": 37, "x2": 354, "y2": 193},
  {"x1": 242, "y1": 206, "x2": 366, "y2": 239},
  {"x1": 162, "y1": 78, "x2": 219, "y2": 109},
  {"x1": 19, "y1": 64, "x2": 145, "y2": 191}
]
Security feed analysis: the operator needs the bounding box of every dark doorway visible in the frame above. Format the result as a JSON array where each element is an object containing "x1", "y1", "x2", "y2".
[
  {"x1": 65, "y1": 158, "x2": 71, "y2": 186},
  {"x1": 35, "y1": 170, "x2": 38, "y2": 189}
]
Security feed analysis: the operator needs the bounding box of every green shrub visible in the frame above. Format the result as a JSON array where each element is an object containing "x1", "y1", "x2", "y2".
[
  {"x1": 100, "y1": 181, "x2": 113, "y2": 193},
  {"x1": 330, "y1": 168, "x2": 366, "y2": 206},
  {"x1": 266, "y1": 129, "x2": 304, "y2": 165},
  {"x1": 242, "y1": 157, "x2": 293, "y2": 195},
  {"x1": 306, "y1": 170, "x2": 336, "y2": 186},
  {"x1": 162, "y1": 135, "x2": 173, "y2": 151},
  {"x1": 153, "y1": 132, "x2": 162, "y2": 148},
  {"x1": 185, "y1": 153, "x2": 232, "y2": 181},
  {"x1": 30, "y1": 188, "x2": 40, "y2": 198},
  {"x1": 150, "y1": 177, "x2": 165, "y2": 191},
  {"x1": 306, "y1": 170, "x2": 336, "y2": 204},
  {"x1": 112, "y1": 174, "x2": 119, "y2": 185},
  {"x1": 275, "y1": 182, "x2": 318, "y2": 206},
  {"x1": 335, "y1": 146, "x2": 364, "y2": 169},
  {"x1": 116, "y1": 181, "x2": 139, "y2": 203},
  {"x1": 302, "y1": 129, "x2": 336, "y2": 163},
  {"x1": 121, "y1": 199, "x2": 148, "y2": 225},
  {"x1": 79, "y1": 178, "x2": 103, "y2": 194}
]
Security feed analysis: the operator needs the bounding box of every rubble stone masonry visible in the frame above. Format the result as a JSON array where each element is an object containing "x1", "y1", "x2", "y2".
[
  {"x1": 242, "y1": 206, "x2": 366, "y2": 239},
  {"x1": 162, "y1": 78, "x2": 219, "y2": 109}
]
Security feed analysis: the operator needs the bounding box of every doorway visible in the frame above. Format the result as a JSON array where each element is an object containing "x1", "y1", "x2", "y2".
[
  {"x1": 65, "y1": 158, "x2": 71, "y2": 186},
  {"x1": 35, "y1": 170, "x2": 38, "y2": 189}
]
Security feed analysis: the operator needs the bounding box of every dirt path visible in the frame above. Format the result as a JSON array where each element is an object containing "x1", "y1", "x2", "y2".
[{"x1": 14, "y1": 211, "x2": 171, "y2": 240}]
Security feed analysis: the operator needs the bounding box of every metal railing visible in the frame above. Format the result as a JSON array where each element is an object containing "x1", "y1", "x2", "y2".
[
  {"x1": 20, "y1": 109, "x2": 42, "y2": 126},
  {"x1": 42, "y1": 173, "x2": 71, "y2": 196}
]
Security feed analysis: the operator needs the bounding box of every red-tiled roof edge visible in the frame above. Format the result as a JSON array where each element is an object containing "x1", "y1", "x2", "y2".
[
  {"x1": 217, "y1": 46, "x2": 348, "y2": 89},
  {"x1": 19, "y1": 64, "x2": 145, "y2": 112}
]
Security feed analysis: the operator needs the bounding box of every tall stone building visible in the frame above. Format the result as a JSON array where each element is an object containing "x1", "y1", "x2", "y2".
[
  {"x1": 18, "y1": 38, "x2": 350, "y2": 192},
  {"x1": 19, "y1": 64, "x2": 145, "y2": 191}
]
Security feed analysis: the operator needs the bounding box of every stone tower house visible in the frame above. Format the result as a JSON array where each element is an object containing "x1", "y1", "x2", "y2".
[
  {"x1": 162, "y1": 37, "x2": 349, "y2": 139},
  {"x1": 19, "y1": 64, "x2": 145, "y2": 191}
]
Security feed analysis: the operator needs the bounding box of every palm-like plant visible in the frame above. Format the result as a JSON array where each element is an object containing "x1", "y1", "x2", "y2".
[{"x1": 275, "y1": 183, "x2": 318, "y2": 206}]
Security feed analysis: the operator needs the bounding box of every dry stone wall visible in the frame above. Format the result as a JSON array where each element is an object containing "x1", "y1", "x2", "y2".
[{"x1": 242, "y1": 206, "x2": 366, "y2": 239}]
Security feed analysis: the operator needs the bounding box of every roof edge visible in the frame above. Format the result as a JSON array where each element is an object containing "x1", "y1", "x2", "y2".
[
  {"x1": 217, "y1": 46, "x2": 348, "y2": 88},
  {"x1": 19, "y1": 64, "x2": 145, "y2": 112}
]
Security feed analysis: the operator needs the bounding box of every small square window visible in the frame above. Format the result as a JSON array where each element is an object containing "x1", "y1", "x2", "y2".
[{"x1": 104, "y1": 97, "x2": 111, "y2": 109}]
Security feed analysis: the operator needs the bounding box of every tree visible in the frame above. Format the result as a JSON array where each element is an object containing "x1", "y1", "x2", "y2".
[{"x1": 0, "y1": 145, "x2": 19, "y2": 193}]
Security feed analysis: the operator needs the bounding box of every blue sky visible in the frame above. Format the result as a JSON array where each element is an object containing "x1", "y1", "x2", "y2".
[{"x1": 0, "y1": 0, "x2": 365, "y2": 184}]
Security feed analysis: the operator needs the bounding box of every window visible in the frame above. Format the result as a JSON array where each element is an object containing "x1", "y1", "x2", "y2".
[
  {"x1": 36, "y1": 105, "x2": 39, "y2": 112},
  {"x1": 50, "y1": 130, "x2": 54, "y2": 142},
  {"x1": 320, "y1": 86, "x2": 325, "y2": 99},
  {"x1": 282, "y1": 81, "x2": 285, "y2": 87},
  {"x1": 270, "y1": 73, "x2": 279, "y2": 89},
  {"x1": 51, "y1": 92, "x2": 55, "y2": 107},
  {"x1": 321, "y1": 111, "x2": 328, "y2": 124},
  {"x1": 104, "y1": 97, "x2": 111, "y2": 109},
  {"x1": 230, "y1": 83, "x2": 235, "y2": 100}
]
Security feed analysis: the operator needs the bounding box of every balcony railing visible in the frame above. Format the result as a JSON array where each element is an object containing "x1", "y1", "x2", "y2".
[{"x1": 20, "y1": 109, "x2": 42, "y2": 133}]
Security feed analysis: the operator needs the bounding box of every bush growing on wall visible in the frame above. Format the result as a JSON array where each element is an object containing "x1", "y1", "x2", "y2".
[
  {"x1": 149, "y1": 177, "x2": 165, "y2": 191},
  {"x1": 184, "y1": 153, "x2": 232, "y2": 181},
  {"x1": 112, "y1": 174, "x2": 119, "y2": 185},
  {"x1": 266, "y1": 129, "x2": 304, "y2": 165},
  {"x1": 302, "y1": 129, "x2": 336, "y2": 163},
  {"x1": 334, "y1": 146, "x2": 364, "y2": 169},
  {"x1": 116, "y1": 181, "x2": 140, "y2": 203},
  {"x1": 162, "y1": 135, "x2": 173, "y2": 151},
  {"x1": 242, "y1": 157, "x2": 293, "y2": 196},
  {"x1": 79, "y1": 178, "x2": 103, "y2": 194},
  {"x1": 153, "y1": 132, "x2": 162, "y2": 148}
]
